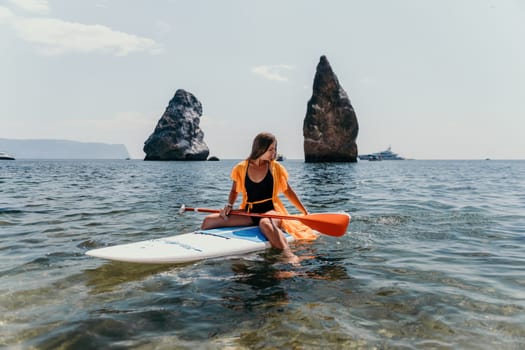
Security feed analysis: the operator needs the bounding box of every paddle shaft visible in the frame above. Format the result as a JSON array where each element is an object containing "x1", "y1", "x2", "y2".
[
  {"x1": 183, "y1": 206, "x2": 350, "y2": 237},
  {"x1": 185, "y1": 206, "x2": 304, "y2": 220}
]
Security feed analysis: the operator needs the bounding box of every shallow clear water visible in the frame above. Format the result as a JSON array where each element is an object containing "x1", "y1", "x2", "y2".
[{"x1": 1, "y1": 159, "x2": 524, "y2": 349}]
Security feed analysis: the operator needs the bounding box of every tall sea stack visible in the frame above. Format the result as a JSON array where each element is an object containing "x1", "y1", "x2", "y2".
[
  {"x1": 143, "y1": 89, "x2": 209, "y2": 161},
  {"x1": 303, "y1": 56, "x2": 359, "y2": 162}
]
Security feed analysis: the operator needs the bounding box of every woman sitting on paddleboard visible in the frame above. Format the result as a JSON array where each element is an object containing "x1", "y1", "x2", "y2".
[{"x1": 201, "y1": 132, "x2": 317, "y2": 258}]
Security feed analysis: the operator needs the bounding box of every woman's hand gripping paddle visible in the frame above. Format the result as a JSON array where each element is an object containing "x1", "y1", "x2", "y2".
[{"x1": 179, "y1": 205, "x2": 350, "y2": 237}]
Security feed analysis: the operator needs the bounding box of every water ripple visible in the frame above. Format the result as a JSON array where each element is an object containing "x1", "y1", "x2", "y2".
[{"x1": 0, "y1": 159, "x2": 524, "y2": 348}]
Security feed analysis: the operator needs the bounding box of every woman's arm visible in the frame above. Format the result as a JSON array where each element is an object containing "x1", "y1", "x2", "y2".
[
  {"x1": 222, "y1": 181, "x2": 239, "y2": 217},
  {"x1": 283, "y1": 182, "x2": 309, "y2": 215}
]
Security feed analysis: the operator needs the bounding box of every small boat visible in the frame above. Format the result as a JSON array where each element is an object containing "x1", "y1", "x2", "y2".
[{"x1": 0, "y1": 152, "x2": 15, "y2": 160}]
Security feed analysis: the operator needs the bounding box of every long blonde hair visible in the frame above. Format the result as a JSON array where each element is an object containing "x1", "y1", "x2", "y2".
[{"x1": 248, "y1": 132, "x2": 276, "y2": 160}]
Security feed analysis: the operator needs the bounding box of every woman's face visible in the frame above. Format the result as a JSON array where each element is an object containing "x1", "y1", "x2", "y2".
[{"x1": 261, "y1": 142, "x2": 277, "y2": 161}]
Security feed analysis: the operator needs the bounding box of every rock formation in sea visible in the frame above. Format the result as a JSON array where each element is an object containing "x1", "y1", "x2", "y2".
[
  {"x1": 303, "y1": 56, "x2": 359, "y2": 162},
  {"x1": 143, "y1": 89, "x2": 209, "y2": 161}
]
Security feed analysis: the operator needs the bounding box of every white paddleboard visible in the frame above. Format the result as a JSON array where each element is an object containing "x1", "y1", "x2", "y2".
[{"x1": 85, "y1": 226, "x2": 294, "y2": 264}]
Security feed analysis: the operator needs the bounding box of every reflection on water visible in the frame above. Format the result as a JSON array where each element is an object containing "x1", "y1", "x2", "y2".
[{"x1": 84, "y1": 262, "x2": 178, "y2": 294}]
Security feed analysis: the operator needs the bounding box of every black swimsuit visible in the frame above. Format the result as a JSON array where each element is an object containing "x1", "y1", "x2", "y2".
[{"x1": 245, "y1": 168, "x2": 274, "y2": 224}]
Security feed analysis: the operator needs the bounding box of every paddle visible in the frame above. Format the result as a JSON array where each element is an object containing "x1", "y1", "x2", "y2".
[{"x1": 179, "y1": 204, "x2": 350, "y2": 237}]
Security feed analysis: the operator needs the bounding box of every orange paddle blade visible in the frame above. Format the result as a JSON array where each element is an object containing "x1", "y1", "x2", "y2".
[{"x1": 290, "y1": 213, "x2": 350, "y2": 237}]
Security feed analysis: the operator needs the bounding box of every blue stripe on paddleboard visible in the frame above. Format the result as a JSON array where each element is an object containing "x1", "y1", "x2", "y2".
[
  {"x1": 197, "y1": 226, "x2": 268, "y2": 242},
  {"x1": 197, "y1": 226, "x2": 291, "y2": 243}
]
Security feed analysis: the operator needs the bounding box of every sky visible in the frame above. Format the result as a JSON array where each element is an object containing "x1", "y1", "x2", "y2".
[{"x1": 1, "y1": 0, "x2": 524, "y2": 160}]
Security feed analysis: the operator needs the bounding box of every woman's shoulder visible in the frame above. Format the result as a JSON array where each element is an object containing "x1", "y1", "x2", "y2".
[
  {"x1": 271, "y1": 160, "x2": 288, "y2": 176},
  {"x1": 271, "y1": 159, "x2": 286, "y2": 169},
  {"x1": 233, "y1": 160, "x2": 248, "y2": 169},
  {"x1": 231, "y1": 160, "x2": 248, "y2": 175}
]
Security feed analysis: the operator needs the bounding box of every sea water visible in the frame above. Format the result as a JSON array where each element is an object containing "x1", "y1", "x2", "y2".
[{"x1": 1, "y1": 159, "x2": 524, "y2": 349}]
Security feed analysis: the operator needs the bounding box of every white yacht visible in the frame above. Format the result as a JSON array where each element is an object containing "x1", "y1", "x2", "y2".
[
  {"x1": 0, "y1": 152, "x2": 15, "y2": 160},
  {"x1": 359, "y1": 146, "x2": 405, "y2": 161}
]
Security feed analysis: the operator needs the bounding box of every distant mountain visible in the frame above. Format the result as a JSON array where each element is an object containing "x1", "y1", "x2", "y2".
[{"x1": 0, "y1": 139, "x2": 130, "y2": 159}]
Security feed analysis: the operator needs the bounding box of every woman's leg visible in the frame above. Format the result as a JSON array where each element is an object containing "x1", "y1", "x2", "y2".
[
  {"x1": 258, "y1": 217, "x2": 288, "y2": 249},
  {"x1": 259, "y1": 216, "x2": 299, "y2": 264},
  {"x1": 201, "y1": 213, "x2": 253, "y2": 230}
]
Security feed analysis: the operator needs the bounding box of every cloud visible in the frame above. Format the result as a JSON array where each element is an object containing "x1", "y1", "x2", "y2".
[
  {"x1": 0, "y1": 4, "x2": 163, "y2": 56},
  {"x1": 15, "y1": 17, "x2": 163, "y2": 55},
  {"x1": 251, "y1": 64, "x2": 295, "y2": 82},
  {"x1": 8, "y1": 0, "x2": 49, "y2": 14}
]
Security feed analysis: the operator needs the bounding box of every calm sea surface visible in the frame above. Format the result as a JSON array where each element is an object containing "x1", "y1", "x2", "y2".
[{"x1": 1, "y1": 159, "x2": 524, "y2": 349}]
